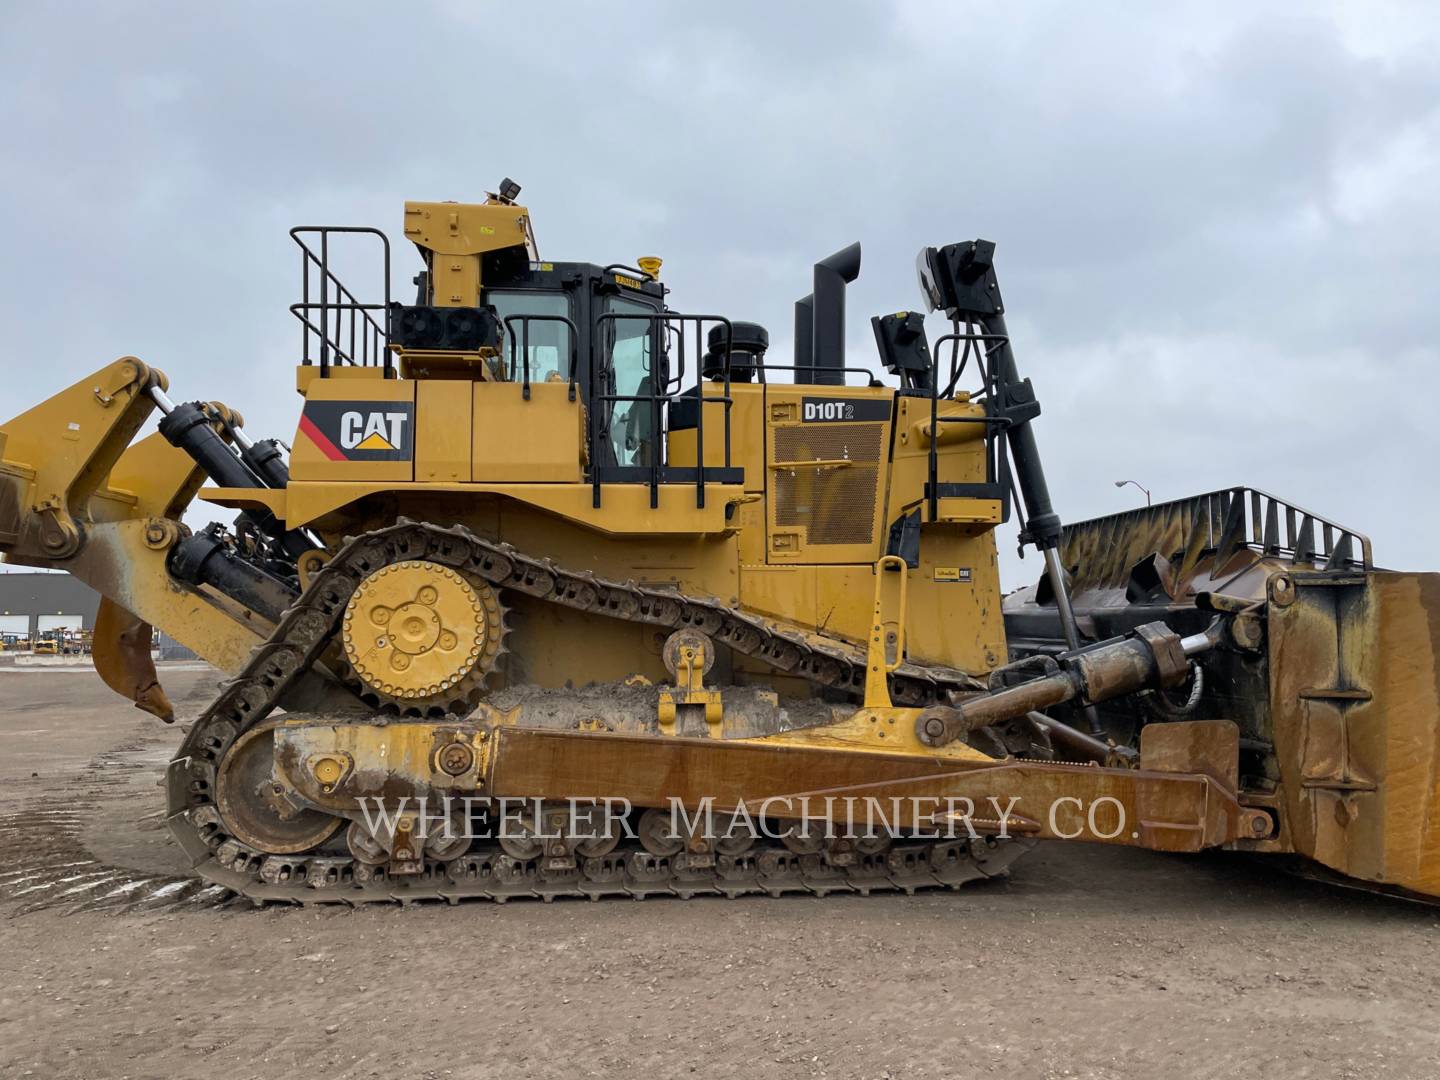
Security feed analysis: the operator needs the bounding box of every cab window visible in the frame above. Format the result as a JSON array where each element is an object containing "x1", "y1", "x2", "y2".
[{"x1": 488, "y1": 290, "x2": 573, "y2": 383}]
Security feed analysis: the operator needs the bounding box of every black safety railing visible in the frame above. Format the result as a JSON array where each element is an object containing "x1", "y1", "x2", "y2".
[
  {"x1": 591, "y1": 312, "x2": 739, "y2": 510},
  {"x1": 290, "y1": 227, "x2": 392, "y2": 377},
  {"x1": 741, "y1": 364, "x2": 882, "y2": 386},
  {"x1": 923, "y1": 324, "x2": 1013, "y2": 522},
  {"x1": 603, "y1": 263, "x2": 659, "y2": 281},
  {"x1": 502, "y1": 314, "x2": 580, "y2": 401}
]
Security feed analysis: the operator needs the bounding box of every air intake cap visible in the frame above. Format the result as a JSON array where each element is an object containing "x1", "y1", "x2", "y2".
[{"x1": 703, "y1": 321, "x2": 768, "y2": 382}]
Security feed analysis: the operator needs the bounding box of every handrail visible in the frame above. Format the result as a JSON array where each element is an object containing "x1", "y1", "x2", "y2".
[
  {"x1": 924, "y1": 325, "x2": 1011, "y2": 522},
  {"x1": 289, "y1": 226, "x2": 392, "y2": 377},
  {"x1": 741, "y1": 362, "x2": 882, "y2": 387},
  {"x1": 864, "y1": 555, "x2": 910, "y2": 710},
  {"x1": 502, "y1": 313, "x2": 580, "y2": 401},
  {"x1": 602, "y1": 263, "x2": 659, "y2": 282},
  {"x1": 592, "y1": 311, "x2": 735, "y2": 510}
]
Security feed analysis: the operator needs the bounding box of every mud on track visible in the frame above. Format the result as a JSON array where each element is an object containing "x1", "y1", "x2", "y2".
[{"x1": 3, "y1": 667, "x2": 1440, "y2": 1079}]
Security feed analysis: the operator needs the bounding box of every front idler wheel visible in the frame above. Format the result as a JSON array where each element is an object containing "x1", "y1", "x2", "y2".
[{"x1": 216, "y1": 723, "x2": 343, "y2": 855}]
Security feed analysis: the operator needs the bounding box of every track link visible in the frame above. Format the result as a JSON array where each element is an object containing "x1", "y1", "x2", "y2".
[{"x1": 166, "y1": 519, "x2": 1016, "y2": 906}]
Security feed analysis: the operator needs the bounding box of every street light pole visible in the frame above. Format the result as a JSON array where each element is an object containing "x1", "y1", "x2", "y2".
[{"x1": 1114, "y1": 479, "x2": 1152, "y2": 506}]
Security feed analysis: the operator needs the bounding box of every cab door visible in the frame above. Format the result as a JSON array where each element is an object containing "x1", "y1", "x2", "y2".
[{"x1": 593, "y1": 291, "x2": 664, "y2": 471}]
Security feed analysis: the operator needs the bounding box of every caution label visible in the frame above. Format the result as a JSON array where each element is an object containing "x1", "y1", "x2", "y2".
[{"x1": 300, "y1": 401, "x2": 414, "y2": 462}]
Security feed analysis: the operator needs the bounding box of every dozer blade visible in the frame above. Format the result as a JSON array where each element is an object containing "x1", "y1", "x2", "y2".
[
  {"x1": 1004, "y1": 486, "x2": 1440, "y2": 901},
  {"x1": 92, "y1": 596, "x2": 174, "y2": 723}
]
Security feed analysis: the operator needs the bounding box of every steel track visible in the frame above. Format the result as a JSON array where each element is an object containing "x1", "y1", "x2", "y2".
[{"x1": 166, "y1": 519, "x2": 1018, "y2": 906}]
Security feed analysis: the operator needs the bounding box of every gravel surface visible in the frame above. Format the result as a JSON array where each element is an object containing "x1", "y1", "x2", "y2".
[{"x1": 2, "y1": 669, "x2": 1438, "y2": 1080}]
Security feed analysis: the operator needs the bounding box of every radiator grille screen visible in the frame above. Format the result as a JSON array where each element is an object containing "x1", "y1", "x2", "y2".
[{"x1": 772, "y1": 423, "x2": 884, "y2": 545}]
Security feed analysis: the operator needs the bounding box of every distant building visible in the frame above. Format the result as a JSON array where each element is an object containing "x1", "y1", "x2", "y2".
[
  {"x1": 0, "y1": 573, "x2": 199, "y2": 659},
  {"x1": 0, "y1": 572, "x2": 100, "y2": 640}
]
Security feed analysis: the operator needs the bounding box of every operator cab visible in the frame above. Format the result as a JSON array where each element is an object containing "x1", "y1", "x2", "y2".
[{"x1": 478, "y1": 257, "x2": 666, "y2": 469}]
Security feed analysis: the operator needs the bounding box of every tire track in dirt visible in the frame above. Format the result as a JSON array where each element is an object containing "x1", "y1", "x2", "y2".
[{"x1": 0, "y1": 672, "x2": 238, "y2": 917}]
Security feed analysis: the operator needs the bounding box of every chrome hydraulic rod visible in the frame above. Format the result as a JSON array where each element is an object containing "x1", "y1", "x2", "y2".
[{"x1": 917, "y1": 620, "x2": 1211, "y2": 748}]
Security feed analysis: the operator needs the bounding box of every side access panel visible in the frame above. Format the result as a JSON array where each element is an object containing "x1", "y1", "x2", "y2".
[
  {"x1": 472, "y1": 382, "x2": 584, "y2": 483},
  {"x1": 764, "y1": 386, "x2": 891, "y2": 565}
]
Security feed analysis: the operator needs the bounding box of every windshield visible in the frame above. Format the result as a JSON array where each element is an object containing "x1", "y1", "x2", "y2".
[
  {"x1": 606, "y1": 297, "x2": 657, "y2": 467},
  {"x1": 488, "y1": 290, "x2": 573, "y2": 383}
]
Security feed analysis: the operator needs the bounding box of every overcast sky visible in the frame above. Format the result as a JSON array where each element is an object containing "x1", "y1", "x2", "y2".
[{"x1": 3, "y1": 2, "x2": 1438, "y2": 586}]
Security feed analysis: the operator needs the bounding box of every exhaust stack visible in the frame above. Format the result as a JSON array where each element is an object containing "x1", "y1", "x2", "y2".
[
  {"x1": 807, "y1": 243, "x2": 861, "y2": 386},
  {"x1": 793, "y1": 293, "x2": 814, "y2": 381}
]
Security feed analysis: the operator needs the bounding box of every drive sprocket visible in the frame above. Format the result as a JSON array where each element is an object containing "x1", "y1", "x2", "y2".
[{"x1": 340, "y1": 559, "x2": 507, "y2": 715}]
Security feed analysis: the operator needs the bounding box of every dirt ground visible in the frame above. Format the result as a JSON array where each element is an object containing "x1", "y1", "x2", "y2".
[{"x1": 1, "y1": 669, "x2": 1438, "y2": 1080}]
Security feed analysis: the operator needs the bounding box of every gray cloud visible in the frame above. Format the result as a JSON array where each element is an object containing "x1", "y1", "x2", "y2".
[{"x1": 2, "y1": 2, "x2": 1438, "y2": 585}]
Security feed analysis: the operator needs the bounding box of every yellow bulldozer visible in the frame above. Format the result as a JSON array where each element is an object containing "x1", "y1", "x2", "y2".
[{"x1": 1, "y1": 178, "x2": 1433, "y2": 904}]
